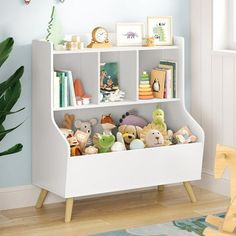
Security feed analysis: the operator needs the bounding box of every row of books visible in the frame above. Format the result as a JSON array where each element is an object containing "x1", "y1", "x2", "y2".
[
  {"x1": 151, "y1": 60, "x2": 177, "y2": 99},
  {"x1": 53, "y1": 70, "x2": 76, "y2": 108}
]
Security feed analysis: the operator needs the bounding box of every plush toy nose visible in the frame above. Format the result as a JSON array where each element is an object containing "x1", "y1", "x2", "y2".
[
  {"x1": 128, "y1": 135, "x2": 133, "y2": 139},
  {"x1": 156, "y1": 137, "x2": 159, "y2": 140}
]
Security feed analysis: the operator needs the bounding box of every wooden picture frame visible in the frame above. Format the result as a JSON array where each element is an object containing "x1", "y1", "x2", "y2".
[
  {"x1": 147, "y1": 16, "x2": 173, "y2": 46},
  {"x1": 116, "y1": 23, "x2": 144, "y2": 46}
]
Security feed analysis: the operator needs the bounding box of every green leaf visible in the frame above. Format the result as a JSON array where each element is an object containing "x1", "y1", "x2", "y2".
[
  {"x1": 0, "y1": 124, "x2": 6, "y2": 142},
  {"x1": 0, "y1": 144, "x2": 23, "y2": 157},
  {"x1": 0, "y1": 107, "x2": 25, "y2": 119},
  {"x1": 0, "y1": 37, "x2": 14, "y2": 68},
  {"x1": 0, "y1": 79, "x2": 22, "y2": 124},
  {"x1": 0, "y1": 122, "x2": 24, "y2": 137},
  {"x1": 0, "y1": 66, "x2": 24, "y2": 98}
]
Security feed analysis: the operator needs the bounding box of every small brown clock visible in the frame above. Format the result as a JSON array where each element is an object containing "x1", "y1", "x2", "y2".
[{"x1": 87, "y1": 27, "x2": 112, "y2": 48}]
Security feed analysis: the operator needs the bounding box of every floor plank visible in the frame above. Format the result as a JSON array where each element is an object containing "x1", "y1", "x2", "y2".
[{"x1": 0, "y1": 185, "x2": 229, "y2": 236}]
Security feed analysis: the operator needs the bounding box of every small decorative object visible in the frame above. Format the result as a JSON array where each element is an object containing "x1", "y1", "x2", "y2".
[
  {"x1": 24, "y1": 0, "x2": 31, "y2": 4},
  {"x1": 119, "y1": 110, "x2": 148, "y2": 128},
  {"x1": 101, "y1": 114, "x2": 116, "y2": 135},
  {"x1": 106, "y1": 89, "x2": 125, "y2": 102},
  {"x1": 140, "y1": 123, "x2": 170, "y2": 148},
  {"x1": 46, "y1": 6, "x2": 64, "y2": 48},
  {"x1": 84, "y1": 146, "x2": 98, "y2": 155},
  {"x1": 87, "y1": 27, "x2": 111, "y2": 48},
  {"x1": 150, "y1": 69, "x2": 166, "y2": 98},
  {"x1": 60, "y1": 128, "x2": 74, "y2": 139},
  {"x1": 111, "y1": 132, "x2": 126, "y2": 152},
  {"x1": 74, "y1": 118, "x2": 97, "y2": 146},
  {"x1": 144, "y1": 37, "x2": 155, "y2": 47},
  {"x1": 174, "y1": 126, "x2": 197, "y2": 144},
  {"x1": 139, "y1": 71, "x2": 154, "y2": 100},
  {"x1": 93, "y1": 133, "x2": 115, "y2": 153},
  {"x1": 116, "y1": 23, "x2": 144, "y2": 46},
  {"x1": 100, "y1": 62, "x2": 119, "y2": 92},
  {"x1": 74, "y1": 130, "x2": 89, "y2": 152},
  {"x1": 147, "y1": 16, "x2": 173, "y2": 46},
  {"x1": 130, "y1": 139, "x2": 145, "y2": 150},
  {"x1": 74, "y1": 79, "x2": 91, "y2": 105},
  {"x1": 152, "y1": 106, "x2": 167, "y2": 131},
  {"x1": 118, "y1": 125, "x2": 143, "y2": 148},
  {"x1": 66, "y1": 35, "x2": 80, "y2": 51},
  {"x1": 62, "y1": 113, "x2": 75, "y2": 130}
]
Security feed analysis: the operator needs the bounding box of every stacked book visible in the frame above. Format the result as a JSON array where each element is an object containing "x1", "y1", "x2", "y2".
[
  {"x1": 150, "y1": 60, "x2": 177, "y2": 99},
  {"x1": 53, "y1": 70, "x2": 76, "y2": 109}
]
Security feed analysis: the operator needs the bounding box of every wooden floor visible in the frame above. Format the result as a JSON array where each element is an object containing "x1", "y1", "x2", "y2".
[{"x1": 0, "y1": 185, "x2": 229, "y2": 236}]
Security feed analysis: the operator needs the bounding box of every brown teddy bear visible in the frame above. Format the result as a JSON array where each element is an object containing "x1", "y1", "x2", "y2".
[{"x1": 118, "y1": 125, "x2": 142, "y2": 149}]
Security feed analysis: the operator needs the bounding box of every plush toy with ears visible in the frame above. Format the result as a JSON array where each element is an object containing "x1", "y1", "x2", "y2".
[{"x1": 74, "y1": 118, "x2": 97, "y2": 146}]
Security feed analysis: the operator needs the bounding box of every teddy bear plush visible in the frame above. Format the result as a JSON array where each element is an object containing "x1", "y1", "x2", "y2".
[
  {"x1": 118, "y1": 125, "x2": 143, "y2": 149},
  {"x1": 74, "y1": 118, "x2": 97, "y2": 146},
  {"x1": 62, "y1": 113, "x2": 75, "y2": 130}
]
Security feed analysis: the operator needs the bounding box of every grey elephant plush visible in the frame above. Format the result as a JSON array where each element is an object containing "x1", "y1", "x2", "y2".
[{"x1": 74, "y1": 118, "x2": 98, "y2": 146}]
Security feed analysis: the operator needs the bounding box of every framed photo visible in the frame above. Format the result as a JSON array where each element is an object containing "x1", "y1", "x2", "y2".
[
  {"x1": 116, "y1": 23, "x2": 144, "y2": 46},
  {"x1": 147, "y1": 16, "x2": 173, "y2": 46}
]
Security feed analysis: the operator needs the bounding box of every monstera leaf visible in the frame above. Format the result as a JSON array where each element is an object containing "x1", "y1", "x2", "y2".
[{"x1": 0, "y1": 37, "x2": 24, "y2": 157}]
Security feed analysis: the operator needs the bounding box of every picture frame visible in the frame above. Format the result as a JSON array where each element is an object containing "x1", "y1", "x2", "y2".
[
  {"x1": 147, "y1": 16, "x2": 173, "y2": 46},
  {"x1": 116, "y1": 23, "x2": 144, "y2": 46}
]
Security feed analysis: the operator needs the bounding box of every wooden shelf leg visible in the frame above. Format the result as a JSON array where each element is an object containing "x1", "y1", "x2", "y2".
[
  {"x1": 183, "y1": 182, "x2": 197, "y2": 203},
  {"x1": 157, "y1": 185, "x2": 165, "y2": 192},
  {"x1": 203, "y1": 227, "x2": 234, "y2": 236},
  {"x1": 35, "y1": 189, "x2": 48, "y2": 209},
  {"x1": 205, "y1": 215, "x2": 224, "y2": 228},
  {"x1": 65, "y1": 198, "x2": 74, "y2": 223}
]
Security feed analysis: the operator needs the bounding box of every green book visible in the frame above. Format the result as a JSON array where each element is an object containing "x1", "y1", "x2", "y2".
[{"x1": 56, "y1": 71, "x2": 65, "y2": 107}]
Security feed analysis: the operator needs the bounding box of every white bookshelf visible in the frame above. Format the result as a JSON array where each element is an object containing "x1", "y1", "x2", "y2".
[{"x1": 32, "y1": 37, "x2": 204, "y2": 222}]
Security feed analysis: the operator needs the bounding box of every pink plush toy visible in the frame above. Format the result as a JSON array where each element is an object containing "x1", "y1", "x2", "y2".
[{"x1": 119, "y1": 110, "x2": 148, "y2": 128}]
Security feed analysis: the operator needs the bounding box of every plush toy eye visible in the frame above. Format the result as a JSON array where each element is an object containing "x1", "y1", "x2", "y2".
[
  {"x1": 133, "y1": 133, "x2": 135, "y2": 135},
  {"x1": 152, "y1": 132, "x2": 155, "y2": 135},
  {"x1": 84, "y1": 125, "x2": 87, "y2": 128},
  {"x1": 122, "y1": 115, "x2": 126, "y2": 119}
]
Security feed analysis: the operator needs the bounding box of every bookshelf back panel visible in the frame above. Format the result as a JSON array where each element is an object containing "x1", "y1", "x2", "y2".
[
  {"x1": 54, "y1": 53, "x2": 99, "y2": 104},
  {"x1": 100, "y1": 51, "x2": 138, "y2": 101}
]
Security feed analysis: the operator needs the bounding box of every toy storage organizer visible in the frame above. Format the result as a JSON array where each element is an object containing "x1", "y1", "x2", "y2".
[{"x1": 32, "y1": 37, "x2": 204, "y2": 222}]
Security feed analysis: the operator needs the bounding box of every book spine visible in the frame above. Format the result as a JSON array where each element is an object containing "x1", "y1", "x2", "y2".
[
  {"x1": 67, "y1": 71, "x2": 76, "y2": 106},
  {"x1": 64, "y1": 75, "x2": 68, "y2": 107},
  {"x1": 165, "y1": 70, "x2": 172, "y2": 99},
  {"x1": 60, "y1": 72, "x2": 65, "y2": 107},
  {"x1": 53, "y1": 72, "x2": 60, "y2": 109}
]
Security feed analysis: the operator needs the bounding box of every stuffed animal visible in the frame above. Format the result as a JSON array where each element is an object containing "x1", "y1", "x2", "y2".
[
  {"x1": 130, "y1": 139, "x2": 145, "y2": 150},
  {"x1": 140, "y1": 123, "x2": 171, "y2": 148},
  {"x1": 111, "y1": 132, "x2": 126, "y2": 152},
  {"x1": 84, "y1": 146, "x2": 98, "y2": 155},
  {"x1": 74, "y1": 118, "x2": 97, "y2": 146},
  {"x1": 119, "y1": 110, "x2": 148, "y2": 128},
  {"x1": 107, "y1": 89, "x2": 125, "y2": 102},
  {"x1": 101, "y1": 114, "x2": 116, "y2": 135},
  {"x1": 93, "y1": 133, "x2": 115, "y2": 153},
  {"x1": 152, "y1": 106, "x2": 167, "y2": 132},
  {"x1": 74, "y1": 130, "x2": 90, "y2": 152},
  {"x1": 174, "y1": 126, "x2": 197, "y2": 144},
  {"x1": 62, "y1": 113, "x2": 75, "y2": 130},
  {"x1": 118, "y1": 125, "x2": 143, "y2": 149}
]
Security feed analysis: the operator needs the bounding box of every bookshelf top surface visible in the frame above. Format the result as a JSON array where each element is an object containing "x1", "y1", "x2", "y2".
[
  {"x1": 53, "y1": 45, "x2": 179, "y2": 55},
  {"x1": 53, "y1": 98, "x2": 181, "y2": 112}
]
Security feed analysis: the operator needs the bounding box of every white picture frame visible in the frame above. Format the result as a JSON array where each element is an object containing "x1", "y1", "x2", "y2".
[
  {"x1": 116, "y1": 23, "x2": 144, "y2": 46},
  {"x1": 147, "y1": 16, "x2": 173, "y2": 46}
]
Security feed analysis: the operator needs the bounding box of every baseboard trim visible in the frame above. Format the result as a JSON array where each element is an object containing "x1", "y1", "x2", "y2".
[
  {"x1": 193, "y1": 169, "x2": 230, "y2": 197},
  {"x1": 0, "y1": 172, "x2": 229, "y2": 210}
]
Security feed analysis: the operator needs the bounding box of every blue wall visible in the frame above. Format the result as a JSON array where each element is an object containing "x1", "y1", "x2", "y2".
[{"x1": 0, "y1": 0, "x2": 190, "y2": 187}]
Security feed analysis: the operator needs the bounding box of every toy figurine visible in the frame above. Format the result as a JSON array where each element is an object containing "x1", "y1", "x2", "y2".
[
  {"x1": 144, "y1": 37, "x2": 155, "y2": 47},
  {"x1": 111, "y1": 132, "x2": 126, "y2": 152},
  {"x1": 152, "y1": 106, "x2": 167, "y2": 131},
  {"x1": 93, "y1": 133, "x2": 115, "y2": 153},
  {"x1": 119, "y1": 110, "x2": 148, "y2": 128},
  {"x1": 101, "y1": 114, "x2": 116, "y2": 135},
  {"x1": 74, "y1": 79, "x2": 91, "y2": 105},
  {"x1": 106, "y1": 89, "x2": 125, "y2": 102},
  {"x1": 74, "y1": 118, "x2": 97, "y2": 146},
  {"x1": 74, "y1": 130, "x2": 89, "y2": 152}
]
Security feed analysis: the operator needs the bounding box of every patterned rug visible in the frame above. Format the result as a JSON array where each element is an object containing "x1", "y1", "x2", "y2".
[{"x1": 92, "y1": 213, "x2": 224, "y2": 236}]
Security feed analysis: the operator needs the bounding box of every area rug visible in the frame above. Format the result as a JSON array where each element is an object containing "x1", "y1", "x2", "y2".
[{"x1": 92, "y1": 213, "x2": 224, "y2": 236}]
